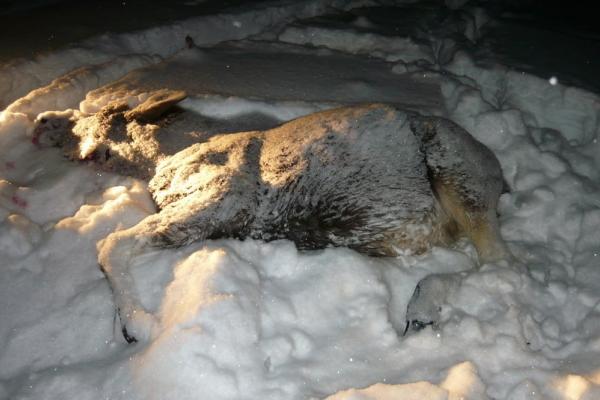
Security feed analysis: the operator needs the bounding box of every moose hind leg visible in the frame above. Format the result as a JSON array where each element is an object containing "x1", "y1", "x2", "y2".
[
  {"x1": 434, "y1": 185, "x2": 510, "y2": 264},
  {"x1": 410, "y1": 116, "x2": 511, "y2": 264}
]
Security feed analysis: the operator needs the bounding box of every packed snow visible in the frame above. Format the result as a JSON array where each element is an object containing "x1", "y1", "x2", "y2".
[{"x1": 1, "y1": 1, "x2": 600, "y2": 399}]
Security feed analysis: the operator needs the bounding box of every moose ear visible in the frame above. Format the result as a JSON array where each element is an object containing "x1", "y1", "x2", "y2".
[{"x1": 124, "y1": 89, "x2": 187, "y2": 123}]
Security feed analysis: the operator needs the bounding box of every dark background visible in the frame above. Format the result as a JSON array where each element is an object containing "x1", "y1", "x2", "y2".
[{"x1": 1, "y1": 0, "x2": 598, "y2": 93}]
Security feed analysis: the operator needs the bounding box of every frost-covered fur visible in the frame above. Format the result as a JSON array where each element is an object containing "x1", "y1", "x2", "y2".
[{"x1": 35, "y1": 100, "x2": 510, "y2": 343}]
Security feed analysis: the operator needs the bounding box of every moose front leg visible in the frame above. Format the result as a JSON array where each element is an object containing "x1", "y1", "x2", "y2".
[
  {"x1": 98, "y1": 207, "x2": 210, "y2": 343},
  {"x1": 98, "y1": 224, "x2": 157, "y2": 343},
  {"x1": 98, "y1": 187, "x2": 256, "y2": 343}
]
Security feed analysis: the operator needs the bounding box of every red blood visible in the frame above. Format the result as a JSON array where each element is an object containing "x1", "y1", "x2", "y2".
[{"x1": 11, "y1": 195, "x2": 27, "y2": 208}]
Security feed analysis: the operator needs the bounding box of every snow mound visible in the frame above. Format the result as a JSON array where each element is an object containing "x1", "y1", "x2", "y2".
[
  {"x1": 128, "y1": 240, "x2": 414, "y2": 399},
  {"x1": 326, "y1": 362, "x2": 485, "y2": 400}
]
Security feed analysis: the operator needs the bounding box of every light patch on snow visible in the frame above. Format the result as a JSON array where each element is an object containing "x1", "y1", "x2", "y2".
[
  {"x1": 178, "y1": 95, "x2": 330, "y2": 122},
  {"x1": 279, "y1": 25, "x2": 431, "y2": 64},
  {"x1": 326, "y1": 361, "x2": 485, "y2": 400},
  {"x1": 4, "y1": 55, "x2": 160, "y2": 119}
]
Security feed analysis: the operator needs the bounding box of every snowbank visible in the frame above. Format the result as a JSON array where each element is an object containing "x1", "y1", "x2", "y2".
[
  {"x1": 77, "y1": 42, "x2": 445, "y2": 116},
  {"x1": 0, "y1": 0, "x2": 376, "y2": 111}
]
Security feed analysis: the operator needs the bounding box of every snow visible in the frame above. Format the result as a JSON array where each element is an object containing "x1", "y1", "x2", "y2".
[
  {"x1": 0, "y1": 0, "x2": 377, "y2": 110},
  {"x1": 79, "y1": 42, "x2": 445, "y2": 114},
  {"x1": 1, "y1": 1, "x2": 600, "y2": 399}
]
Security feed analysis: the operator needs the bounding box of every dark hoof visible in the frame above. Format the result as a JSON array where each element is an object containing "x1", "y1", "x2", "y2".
[
  {"x1": 117, "y1": 306, "x2": 138, "y2": 343},
  {"x1": 122, "y1": 326, "x2": 138, "y2": 344},
  {"x1": 411, "y1": 319, "x2": 434, "y2": 331},
  {"x1": 402, "y1": 319, "x2": 435, "y2": 336},
  {"x1": 404, "y1": 273, "x2": 462, "y2": 336},
  {"x1": 115, "y1": 306, "x2": 156, "y2": 343}
]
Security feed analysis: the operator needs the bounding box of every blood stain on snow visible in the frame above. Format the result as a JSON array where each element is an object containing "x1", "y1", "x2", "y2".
[{"x1": 11, "y1": 195, "x2": 28, "y2": 208}]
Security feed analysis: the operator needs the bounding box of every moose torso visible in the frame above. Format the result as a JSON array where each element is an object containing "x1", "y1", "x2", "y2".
[{"x1": 149, "y1": 105, "x2": 440, "y2": 256}]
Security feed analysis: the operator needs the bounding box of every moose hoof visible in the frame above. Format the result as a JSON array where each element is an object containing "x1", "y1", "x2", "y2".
[
  {"x1": 119, "y1": 308, "x2": 158, "y2": 344},
  {"x1": 404, "y1": 273, "x2": 462, "y2": 334}
]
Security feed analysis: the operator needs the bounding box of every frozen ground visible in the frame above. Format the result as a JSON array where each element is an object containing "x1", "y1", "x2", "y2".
[{"x1": 1, "y1": 1, "x2": 600, "y2": 399}]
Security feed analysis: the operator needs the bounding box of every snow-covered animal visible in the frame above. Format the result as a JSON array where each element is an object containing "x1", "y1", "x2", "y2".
[{"x1": 34, "y1": 93, "x2": 510, "y2": 343}]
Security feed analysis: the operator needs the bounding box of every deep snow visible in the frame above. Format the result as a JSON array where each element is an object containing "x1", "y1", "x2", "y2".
[{"x1": 1, "y1": 1, "x2": 600, "y2": 399}]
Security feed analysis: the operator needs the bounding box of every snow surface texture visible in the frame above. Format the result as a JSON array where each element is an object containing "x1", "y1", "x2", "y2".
[
  {"x1": 1, "y1": 1, "x2": 600, "y2": 400},
  {"x1": 0, "y1": 0, "x2": 379, "y2": 111}
]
